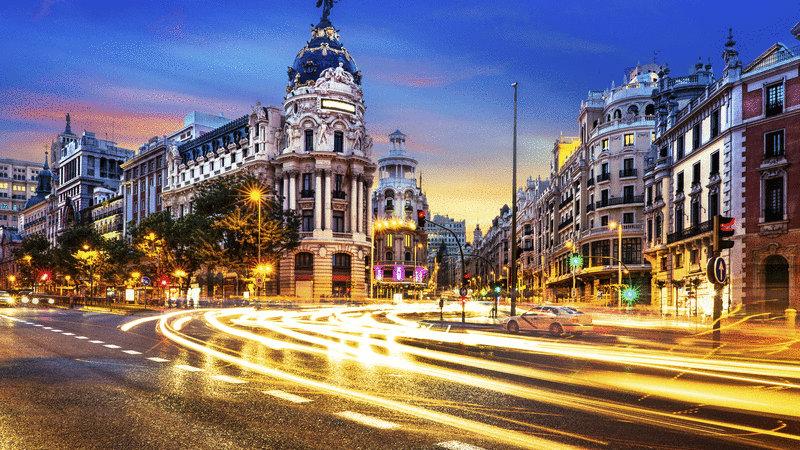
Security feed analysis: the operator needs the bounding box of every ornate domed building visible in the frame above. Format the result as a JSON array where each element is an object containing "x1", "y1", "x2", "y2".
[{"x1": 162, "y1": 3, "x2": 376, "y2": 300}]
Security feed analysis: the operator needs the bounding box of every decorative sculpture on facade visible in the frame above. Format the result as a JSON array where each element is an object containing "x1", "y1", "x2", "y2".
[{"x1": 316, "y1": 0, "x2": 336, "y2": 24}]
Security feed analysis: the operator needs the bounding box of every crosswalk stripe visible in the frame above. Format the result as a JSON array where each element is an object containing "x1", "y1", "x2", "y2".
[
  {"x1": 103, "y1": 344, "x2": 121, "y2": 349},
  {"x1": 121, "y1": 350, "x2": 141, "y2": 355},
  {"x1": 89, "y1": 340, "x2": 104, "y2": 344},
  {"x1": 264, "y1": 390, "x2": 312, "y2": 404},
  {"x1": 75, "y1": 336, "x2": 88, "y2": 339},
  {"x1": 436, "y1": 441, "x2": 487, "y2": 450},
  {"x1": 146, "y1": 357, "x2": 170, "y2": 363},
  {"x1": 50, "y1": 329, "x2": 62, "y2": 332},
  {"x1": 336, "y1": 411, "x2": 399, "y2": 430},
  {"x1": 62, "y1": 332, "x2": 75, "y2": 336}
]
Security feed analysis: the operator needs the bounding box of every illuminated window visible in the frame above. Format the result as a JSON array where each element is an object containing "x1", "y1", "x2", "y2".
[
  {"x1": 404, "y1": 235, "x2": 411, "y2": 247},
  {"x1": 0, "y1": 183, "x2": 7, "y2": 189},
  {"x1": 601, "y1": 138, "x2": 609, "y2": 150},
  {"x1": 12, "y1": 185, "x2": 25, "y2": 192},
  {"x1": 623, "y1": 133, "x2": 634, "y2": 146}
]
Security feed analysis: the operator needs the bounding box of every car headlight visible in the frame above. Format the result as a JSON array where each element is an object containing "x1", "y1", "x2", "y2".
[
  {"x1": 21, "y1": 297, "x2": 29, "y2": 304},
  {"x1": 31, "y1": 298, "x2": 39, "y2": 305},
  {"x1": 47, "y1": 298, "x2": 55, "y2": 305}
]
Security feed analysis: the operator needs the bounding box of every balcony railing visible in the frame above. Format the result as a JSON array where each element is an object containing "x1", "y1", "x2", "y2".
[
  {"x1": 595, "y1": 195, "x2": 644, "y2": 209},
  {"x1": 558, "y1": 196, "x2": 573, "y2": 209},
  {"x1": 300, "y1": 189, "x2": 315, "y2": 198},
  {"x1": 587, "y1": 177, "x2": 595, "y2": 187},
  {"x1": 596, "y1": 173, "x2": 611, "y2": 183},
  {"x1": 666, "y1": 218, "x2": 713, "y2": 244},
  {"x1": 332, "y1": 190, "x2": 347, "y2": 200},
  {"x1": 619, "y1": 168, "x2": 638, "y2": 178},
  {"x1": 557, "y1": 216, "x2": 573, "y2": 230},
  {"x1": 586, "y1": 203, "x2": 595, "y2": 212}
]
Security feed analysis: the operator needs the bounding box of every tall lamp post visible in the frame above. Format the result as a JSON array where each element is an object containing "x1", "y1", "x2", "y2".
[
  {"x1": 248, "y1": 187, "x2": 264, "y2": 298},
  {"x1": 608, "y1": 221, "x2": 623, "y2": 309},
  {"x1": 510, "y1": 81, "x2": 519, "y2": 317}
]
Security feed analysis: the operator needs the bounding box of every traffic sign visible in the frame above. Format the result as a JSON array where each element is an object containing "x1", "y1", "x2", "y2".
[
  {"x1": 706, "y1": 257, "x2": 727, "y2": 285},
  {"x1": 459, "y1": 287, "x2": 467, "y2": 297}
]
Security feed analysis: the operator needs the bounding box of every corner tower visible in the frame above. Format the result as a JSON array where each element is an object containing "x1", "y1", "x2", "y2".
[{"x1": 275, "y1": 4, "x2": 376, "y2": 300}]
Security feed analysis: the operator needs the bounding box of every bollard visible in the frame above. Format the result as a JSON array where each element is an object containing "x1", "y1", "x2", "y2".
[{"x1": 786, "y1": 308, "x2": 797, "y2": 333}]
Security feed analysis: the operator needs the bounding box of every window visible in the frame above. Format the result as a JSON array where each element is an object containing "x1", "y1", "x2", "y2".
[
  {"x1": 676, "y1": 135, "x2": 685, "y2": 160},
  {"x1": 655, "y1": 214, "x2": 663, "y2": 241},
  {"x1": 692, "y1": 162, "x2": 700, "y2": 186},
  {"x1": 295, "y1": 252, "x2": 314, "y2": 272},
  {"x1": 645, "y1": 104, "x2": 655, "y2": 116},
  {"x1": 332, "y1": 253, "x2": 351, "y2": 274},
  {"x1": 766, "y1": 83, "x2": 784, "y2": 117},
  {"x1": 659, "y1": 145, "x2": 668, "y2": 158},
  {"x1": 601, "y1": 189, "x2": 609, "y2": 206},
  {"x1": 647, "y1": 186, "x2": 653, "y2": 205},
  {"x1": 647, "y1": 219, "x2": 653, "y2": 242},
  {"x1": 301, "y1": 173, "x2": 313, "y2": 197},
  {"x1": 301, "y1": 209, "x2": 314, "y2": 231},
  {"x1": 601, "y1": 162, "x2": 609, "y2": 176},
  {"x1": 675, "y1": 205, "x2": 684, "y2": 232},
  {"x1": 623, "y1": 212, "x2": 634, "y2": 224},
  {"x1": 676, "y1": 172, "x2": 684, "y2": 193},
  {"x1": 765, "y1": 178, "x2": 784, "y2": 222},
  {"x1": 691, "y1": 198, "x2": 700, "y2": 227},
  {"x1": 601, "y1": 138, "x2": 609, "y2": 150},
  {"x1": 623, "y1": 185, "x2": 634, "y2": 202},
  {"x1": 334, "y1": 174, "x2": 344, "y2": 192},
  {"x1": 708, "y1": 190, "x2": 719, "y2": 219},
  {"x1": 660, "y1": 256, "x2": 668, "y2": 271},
  {"x1": 623, "y1": 133, "x2": 634, "y2": 146},
  {"x1": 765, "y1": 130, "x2": 785, "y2": 158},
  {"x1": 674, "y1": 253, "x2": 683, "y2": 269},
  {"x1": 621, "y1": 238, "x2": 642, "y2": 264},
  {"x1": 710, "y1": 109, "x2": 720, "y2": 138},
  {"x1": 334, "y1": 131, "x2": 344, "y2": 153},
  {"x1": 600, "y1": 215, "x2": 609, "y2": 227},
  {"x1": 332, "y1": 211, "x2": 345, "y2": 232},
  {"x1": 710, "y1": 151, "x2": 720, "y2": 176},
  {"x1": 304, "y1": 129, "x2": 314, "y2": 151},
  {"x1": 621, "y1": 158, "x2": 635, "y2": 177},
  {"x1": 692, "y1": 123, "x2": 701, "y2": 150}
]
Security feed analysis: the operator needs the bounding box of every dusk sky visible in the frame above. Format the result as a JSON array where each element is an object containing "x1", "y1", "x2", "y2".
[{"x1": 1, "y1": 0, "x2": 798, "y2": 237}]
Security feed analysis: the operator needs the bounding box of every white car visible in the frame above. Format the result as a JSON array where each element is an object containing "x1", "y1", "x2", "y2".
[{"x1": 502, "y1": 305, "x2": 593, "y2": 336}]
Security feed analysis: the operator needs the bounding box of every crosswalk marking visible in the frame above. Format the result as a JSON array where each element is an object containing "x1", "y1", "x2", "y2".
[
  {"x1": 43, "y1": 327, "x2": 52, "y2": 330},
  {"x1": 103, "y1": 344, "x2": 121, "y2": 349},
  {"x1": 211, "y1": 374, "x2": 247, "y2": 384},
  {"x1": 89, "y1": 340, "x2": 104, "y2": 344},
  {"x1": 121, "y1": 350, "x2": 141, "y2": 355},
  {"x1": 436, "y1": 441, "x2": 487, "y2": 450},
  {"x1": 175, "y1": 364, "x2": 202, "y2": 372},
  {"x1": 264, "y1": 390, "x2": 312, "y2": 404},
  {"x1": 62, "y1": 332, "x2": 75, "y2": 336},
  {"x1": 146, "y1": 357, "x2": 170, "y2": 363},
  {"x1": 75, "y1": 336, "x2": 88, "y2": 340},
  {"x1": 336, "y1": 411, "x2": 399, "y2": 430},
  {"x1": 50, "y1": 329, "x2": 62, "y2": 332}
]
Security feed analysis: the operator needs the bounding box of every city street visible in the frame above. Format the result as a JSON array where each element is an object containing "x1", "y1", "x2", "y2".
[{"x1": 2, "y1": 304, "x2": 800, "y2": 449}]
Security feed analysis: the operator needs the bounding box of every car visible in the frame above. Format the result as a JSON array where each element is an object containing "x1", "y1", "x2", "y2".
[
  {"x1": 501, "y1": 305, "x2": 593, "y2": 336},
  {"x1": 0, "y1": 291, "x2": 16, "y2": 307}
]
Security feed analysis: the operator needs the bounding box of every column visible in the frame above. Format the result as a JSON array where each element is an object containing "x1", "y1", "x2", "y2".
[
  {"x1": 314, "y1": 170, "x2": 322, "y2": 230},
  {"x1": 356, "y1": 176, "x2": 363, "y2": 234},
  {"x1": 294, "y1": 172, "x2": 300, "y2": 211},
  {"x1": 350, "y1": 175, "x2": 358, "y2": 233},
  {"x1": 288, "y1": 172, "x2": 296, "y2": 211},
  {"x1": 366, "y1": 180, "x2": 374, "y2": 237},
  {"x1": 282, "y1": 173, "x2": 289, "y2": 210},
  {"x1": 324, "y1": 170, "x2": 332, "y2": 230}
]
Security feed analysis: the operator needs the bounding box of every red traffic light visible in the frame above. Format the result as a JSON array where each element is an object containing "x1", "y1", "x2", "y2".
[
  {"x1": 39, "y1": 272, "x2": 50, "y2": 282},
  {"x1": 159, "y1": 276, "x2": 170, "y2": 287},
  {"x1": 720, "y1": 217, "x2": 735, "y2": 233},
  {"x1": 417, "y1": 209, "x2": 426, "y2": 228},
  {"x1": 713, "y1": 215, "x2": 735, "y2": 253}
]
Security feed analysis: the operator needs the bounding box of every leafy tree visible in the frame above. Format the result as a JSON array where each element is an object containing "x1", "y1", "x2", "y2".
[{"x1": 13, "y1": 234, "x2": 53, "y2": 288}]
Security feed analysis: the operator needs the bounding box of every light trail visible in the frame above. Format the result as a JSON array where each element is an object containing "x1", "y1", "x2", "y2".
[{"x1": 156, "y1": 309, "x2": 570, "y2": 450}]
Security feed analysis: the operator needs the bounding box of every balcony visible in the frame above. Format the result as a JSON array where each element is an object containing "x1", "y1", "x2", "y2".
[
  {"x1": 666, "y1": 218, "x2": 713, "y2": 244},
  {"x1": 586, "y1": 177, "x2": 595, "y2": 187},
  {"x1": 300, "y1": 189, "x2": 315, "y2": 199},
  {"x1": 586, "y1": 203, "x2": 595, "y2": 213},
  {"x1": 558, "y1": 196, "x2": 573, "y2": 209},
  {"x1": 557, "y1": 216, "x2": 573, "y2": 230},
  {"x1": 596, "y1": 172, "x2": 611, "y2": 183},
  {"x1": 332, "y1": 190, "x2": 347, "y2": 200},
  {"x1": 619, "y1": 168, "x2": 638, "y2": 178},
  {"x1": 595, "y1": 195, "x2": 644, "y2": 209}
]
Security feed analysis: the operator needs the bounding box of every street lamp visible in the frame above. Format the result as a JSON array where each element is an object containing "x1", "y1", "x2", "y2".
[
  {"x1": 608, "y1": 221, "x2": 623, "y2": 309},
  {"x1": 247, "y1": 186, "x2": 265, "y2": 298},
  {"x1": 568, "y1": 252, "x2": 583, "y2": 303}
]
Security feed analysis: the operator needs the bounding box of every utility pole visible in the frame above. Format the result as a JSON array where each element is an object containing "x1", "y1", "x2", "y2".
[{"x1": 510, "y1": 82, "x2": 519, "y2": 317}]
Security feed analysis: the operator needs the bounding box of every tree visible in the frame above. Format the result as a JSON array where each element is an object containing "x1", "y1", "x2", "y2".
[{"x1": 13, "y1": 234, "x2": 53, "y2": 288}]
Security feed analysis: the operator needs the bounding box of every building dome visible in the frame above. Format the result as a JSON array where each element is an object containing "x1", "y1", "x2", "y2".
[
  {"x1": 287, "y1": 24, "x2": 361, "y2": 89},
  {"x1": 24, "y1": 155, "x2": 53, "y2": 209}
]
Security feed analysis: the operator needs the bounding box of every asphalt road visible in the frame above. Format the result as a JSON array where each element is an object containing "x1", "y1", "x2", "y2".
[{"x1": 1, "y1": 305, "x2": 799, "y2": 449}]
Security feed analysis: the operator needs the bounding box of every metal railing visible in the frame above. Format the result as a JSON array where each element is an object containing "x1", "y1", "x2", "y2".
[
  {"x1": 666, "y1": 218, "x2": 712, "y2": 244},
  {"x1": 595, "y1": 195, "x2": 644, "y2": 209},
  {"x1": 619, "y1": 168, "x2": 638, "y2": 178}
]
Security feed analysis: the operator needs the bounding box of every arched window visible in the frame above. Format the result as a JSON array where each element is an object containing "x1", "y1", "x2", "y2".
[
  {"x1": 385, "y1": 251, "x2": 394, "y2": 261},
  {"x1": 304, "y1": 129, "x2": 314, "y2": 151},
  {"x1": 613, "y1": 109, "x2": 622, "y2": 120},
  {"x1": 295, "y1": 252, "x2": 314, "y2": 273},
  {"x1": 627, "y1": 105, "x2": 639, "y2": 117},
  {"x1": 405, "y1": 251, "x2": 412, "y2": 261},
  {"x1": 334, "y1": 131, "x2": 344, "y2": 153},
  {"x1": 645, "y1": 104, "x2": 655, "y2": 116},
  {"x1": 592, "y1": 119, "x2": 598, "y2": 129},
  {"x1": 606, "y1": 114, "x2": 611, "y2": 123}
]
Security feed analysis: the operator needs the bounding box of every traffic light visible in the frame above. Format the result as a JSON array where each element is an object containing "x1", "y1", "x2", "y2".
[
  {"x1": 417, "y1": 209, "x2": 426, "y2": 228},
  {"x1": 159, "y1": 276, "x2": 170, "y2": 288},
  {"x1": 713, "y1": 215, "x2": 735, "y2": 254},
  {"x1": 39, "y1": 271, "x2": 50, "y2": 282}
]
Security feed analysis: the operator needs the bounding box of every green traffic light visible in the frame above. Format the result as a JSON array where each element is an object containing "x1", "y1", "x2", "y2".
[
  {"x1": 569, "y1": 253, "x2": 583, "y2": 269},
  {"x1": 621, "y1": 285, "x2": 640, "y2": 304},
  {"x1": 494, "y1": 286, "x2": 501, "y2": 293}
]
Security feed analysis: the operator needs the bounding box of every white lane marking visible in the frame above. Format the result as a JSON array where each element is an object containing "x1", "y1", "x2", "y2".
[
  {"x1": 89, "y1": 340, "x2": 104, "y2": 344},
  {"x1": 75, "y1": 336, "x2": 88, "y2": 340},
  {"x1": 121, "y1": 350, "x2": 141, "y2": 355},
  {"x1": 146, "y1": 357, "x2": 169, "y2": 363},
  {"x1": 264, "y1": 390, "x2": 312, "y2": 404},
  {"x1": 103, "y1": 344, "x2": 121, "y2": 349},
  {"x1": 50, "y1": 329, "x2": 62, "y2": 332},
  {"x1": 211, "y1": 374, "x2": 247, "y2": 384},
  {"x1": 33, "y1": 324, "x2": 43, "y2": 327},
  {"x1": 43, "y1": 327, "x2": 52, "y2": 329},
  {"x1": 335, "y1": 411, "x2": 400, "y2": 430},
  {"x1": 62, "y1": 332, "x2": 75, "y2": 336},
  {"x1": 436, "y1": 441, "x2": 487, "y2": 450},
  {"x1": 175, "y1": 364, "x2": 202, "y2": 372}
]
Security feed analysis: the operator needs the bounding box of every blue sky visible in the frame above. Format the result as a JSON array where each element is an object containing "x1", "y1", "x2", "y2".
[{"x1": 1, "y1": 0, "x2": 798, "y2": 233}]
